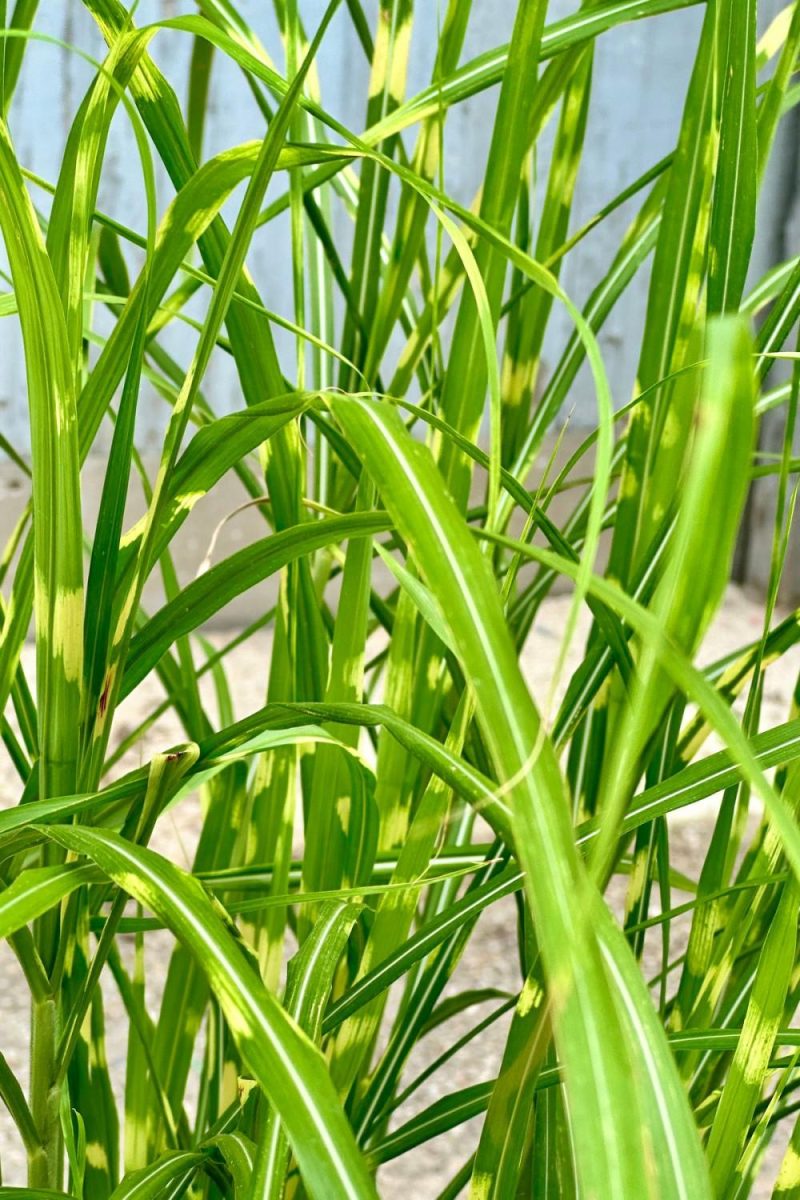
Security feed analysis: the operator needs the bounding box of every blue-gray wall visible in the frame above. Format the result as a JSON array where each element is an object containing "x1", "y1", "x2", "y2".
[
  {"x1": 1, "y1": 1, "x2": 797, "y2": 600},
  {"x1": 0, "y1": 0, "x2": 791, "y2": 455}
]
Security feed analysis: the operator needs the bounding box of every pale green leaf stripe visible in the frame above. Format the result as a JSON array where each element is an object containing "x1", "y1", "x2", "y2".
[
  {"x1": 121, "y1": 513, "x2": 391, "y2": 697},
  {"x1": 706, "y1": 878, "x2": 798, "y2": 1195},
  {"x1": 95, "y1": 1, "x2": 344, "y2": 777},
  {"x1": 0, "y1": 1191, "x2": 78, "y2": 1199},
  {"x1": 255, "y1": 901, "x2": 361, "y2": 1198},
  {"x1": 152, "y1": 1, "x2": 703, "y2": 158},
  {"x1": 45, "y1": 26, "x2": 155, "y2": 373},
  {"x1": 4, "y1": 704, "x2": 800, "y2": 859},
  {"x1": 0, "y1": 865, "x2": 98, "y2": 940},
  {"x1": 107, "y1": 1152, "x2": 204, "y2": 1199},
  {"x1": 323, "y1": 867, "x2": 521, "y2": 1033},
  {"x1": 609, "y1": 0, "x2": 717, "y2": 585},
  {"x1": 593, "y1": 317, "x2": 754, "y2": 877},
  {"x1": 206, "y1": 1133, "x2": 256, "y2": 1196},
  {"x1": 332, "y1": 395, "x2": 710, "y2": 1200},
  {"x1": 478, "y1": 529, "x2": 800, "y2": 885},
  {"x1": 707, "y1": 0, "x2": 756, "y2": 314},
  {"x1": 0, "y1": 117, "x2": 83, "y2": 800},
  {"x1": 39, "y1": 825, "x2": 377, "y2": 1200},
  {"x1": 0, "y1": 0, "x2": 39, "y2": 117},
  {"x1": 370, "y1": 1022, "x2": 800, "y2": 1163},
  {"x1": 116, "y1": 391, "x2": 312, "y2": 586}
]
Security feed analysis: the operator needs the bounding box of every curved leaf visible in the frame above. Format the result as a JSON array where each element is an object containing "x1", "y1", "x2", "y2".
[{"x1": 40, "y1": 825, "x2": 377, "y2": 1200}]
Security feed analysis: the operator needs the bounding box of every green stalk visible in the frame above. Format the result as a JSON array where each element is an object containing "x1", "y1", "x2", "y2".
[{"x1": 29, "y1": 997, "x2": 59, "y2": 1189}]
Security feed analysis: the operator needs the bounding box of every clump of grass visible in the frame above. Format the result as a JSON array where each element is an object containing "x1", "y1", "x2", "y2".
[{"x1": 0, "y1": 0, "x2": 799, "y2": 1196}]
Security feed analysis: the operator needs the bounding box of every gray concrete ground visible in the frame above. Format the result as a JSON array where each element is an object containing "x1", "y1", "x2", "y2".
[{"x1": 0, "y1": 586, "x2": 797, "y2": 1194}]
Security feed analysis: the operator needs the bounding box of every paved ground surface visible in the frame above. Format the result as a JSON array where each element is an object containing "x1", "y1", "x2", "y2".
[{"x1": 0, "y1": 586, "x2": 797, "y2": 1195}]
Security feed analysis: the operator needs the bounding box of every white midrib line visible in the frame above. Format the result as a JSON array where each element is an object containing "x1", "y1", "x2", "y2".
[
  {"x1": 84, "y1": 835, "x2": 368, "y2": 1200},
  {"x1": 356, "y1": 400, "x2": 628, "y2": 1189}
]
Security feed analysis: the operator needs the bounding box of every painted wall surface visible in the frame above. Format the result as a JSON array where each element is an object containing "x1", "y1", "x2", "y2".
[
  {"x1": 0, "y1": 2, "x2": 795, "y2": 601},
  {"x1": 0, "y1": 0, "x2": 791, "y2": 454}
]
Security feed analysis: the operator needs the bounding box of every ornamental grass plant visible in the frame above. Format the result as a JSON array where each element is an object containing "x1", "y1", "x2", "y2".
[{"x1": 1, "y1": 0, "x2": 800, "y2": 1196}]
